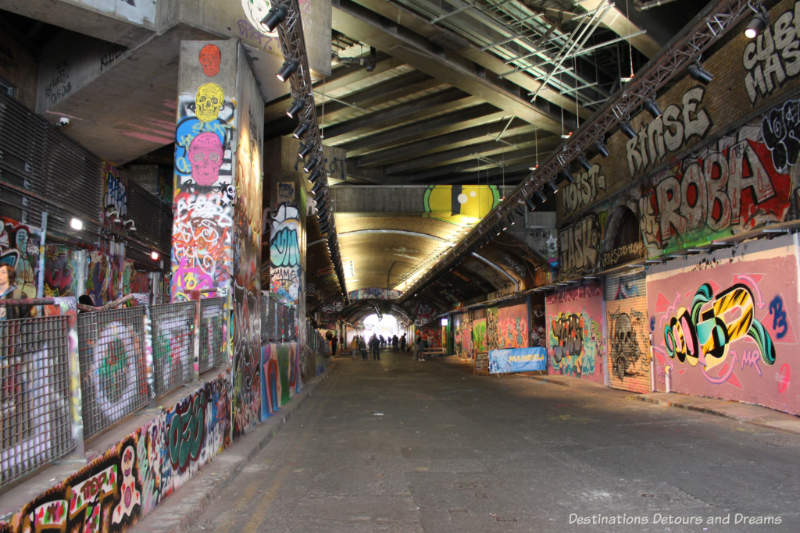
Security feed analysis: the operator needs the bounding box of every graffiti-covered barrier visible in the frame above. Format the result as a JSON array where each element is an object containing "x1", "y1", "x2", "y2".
[
  {"x1": 647, "y1": 234, "x2": 799, "y2": 415},
  {"x1": 1, "y1": 375, "x2": 232, "y2": 533}
]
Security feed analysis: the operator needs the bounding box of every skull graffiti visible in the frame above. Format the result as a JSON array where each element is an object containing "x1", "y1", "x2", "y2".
[
  {"x1": 195, "y1": 83, "x2": 224, "y2": 122},
  {"x1": 188, "y1": 132, "x2": 224, "y2": 186},
  {"x1": 611, "y1": 312, "x2": 641, "y2": 379}
]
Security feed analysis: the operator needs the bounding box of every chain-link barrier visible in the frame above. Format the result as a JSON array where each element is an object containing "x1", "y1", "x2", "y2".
[
  {"x1": 150, "y1": 301, "x2": 195, "y2": 397},
  {"x1": 78, "y1": 306, "x2": 148, "y2": 439},
  {"x1": 1, "y1": 315, "x2": 74, "y2": 486},
  {"x1": 199, "y1": 297, "x2": 226, "y2": 373}
]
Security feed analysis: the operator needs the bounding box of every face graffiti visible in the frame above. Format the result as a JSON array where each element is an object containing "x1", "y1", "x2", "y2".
[
  {"x1": 194, "y1": 83, "x2": 224, "y2": 122},
  {"x1": 188, "y1": 132, "x2": 224, "y2": 186},
  {"x1": 198, "y1": 44, "x2": 221, "y2": 77}
]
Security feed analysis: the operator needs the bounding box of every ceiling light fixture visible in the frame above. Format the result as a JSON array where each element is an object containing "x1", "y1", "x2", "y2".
[
  {"x1": 644, "y1": 98, "x2": 662, "y2": 118},
  {"x1": 287, "y1": 97, "x2": 305, "y2": 119},
  {"x1": 276, "y1": 59, "x2": 299, "y2": 82},
  {"x1": 745, "y1": 4, "x2": 769, "y2": 39},
  {"x1": 688, "y1": 62, "x2": 713, "y2": 84},
  {"x1": 293, "y1": 122, "x2": 309, "y2": 139},
  {"x1": 261, "y1": 5, "x2": 287, "y2": 32},
  {"x1": 620, "y1": 120, "x2": 636, "y2": 139}
]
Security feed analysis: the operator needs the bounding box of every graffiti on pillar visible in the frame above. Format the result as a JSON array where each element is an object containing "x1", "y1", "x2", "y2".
[
  {"x1": 198, "y1": 44, "x2": 221, "y2": 77},
  {"x1": 270, "y1": 204, "x2": 301, "y2": 305},
  {"x1": 639, "y1": 117, "x2": 792, "y2": 256},
  {"x1": 486, "y1": 307, "x2": 499, "y2": 351},
  {"x1": 558, "y1": 214, "x2": 601, "y2": 275},
  {"x1": 172, "y1": 73, "x2": 235, "y2": 301},
  {"x1": 232, "y1": 80, "x2": 263, "y2": 438},
  {"x1": 626, "y1": 87, "x2": 711, "y2": 178},
  {"x1": 742, "y1": 2, "x2": 800, "y2": 105}
]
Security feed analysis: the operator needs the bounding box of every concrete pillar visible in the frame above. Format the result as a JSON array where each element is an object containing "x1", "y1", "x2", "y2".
[{"x1": 170, "y1": 39, "x2": 264, "y2": 434}]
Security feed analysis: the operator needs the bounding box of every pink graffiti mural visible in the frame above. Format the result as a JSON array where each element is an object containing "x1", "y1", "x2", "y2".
[
  {"x1": 188, "y1": 132, "x2": 224, "y2": 186},
  {"x1": 545, "y1": 284, "x2": 604, "y2": 383},
  {"x1": 648, "y1": 240, "x2": 798, "y2": 415}
]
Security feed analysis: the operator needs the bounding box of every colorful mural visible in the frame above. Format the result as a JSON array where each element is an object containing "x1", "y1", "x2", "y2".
[
  {"x1": 170, "y1": 49, "x2": 236, "y2": 301},
  {"x1": 418, "y1": 326, "x2": 442, "y2": 350},
  {"x1": 471, "y1": 318, "x2": 487, "y2": 354},
  {"x1": 258, "y1": 342, "x2": 300, "y2": 419},
  {"x1": 648, "y1": 237, "x2": 797, "y2": 414},
  {"x1": 496, "y1": 303, "x2": 528, "y2": 349},
  {"x1": 607, "y1": 295, "x2": 650, "y2": 392},
  {"x1": 545, "y1": 284, "x2": 604, "y2": 383},
  {"x1": 423, "y1": 185, "x2": 501, "y2": 224},
  {"x1": 639, "y1": 102, "x2": 793, "y2": 257},
  {"x1": 2, "y1": 376, "x2": 230, "y2": 533},
  {"x1": 453, "y1": 313, "x2": 472, "y2": 358}
]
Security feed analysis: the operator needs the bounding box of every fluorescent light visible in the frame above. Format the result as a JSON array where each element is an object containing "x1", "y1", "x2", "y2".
[{"x1": 70, "y1": 217, "x2": 84, "y2": 231}]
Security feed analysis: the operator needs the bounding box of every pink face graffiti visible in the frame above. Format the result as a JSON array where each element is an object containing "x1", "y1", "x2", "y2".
[
  {"x1": 188, "y1": 132, "x2": 224, "y2": 186},
  {"x1": 199, "y1": 44, "x2": 221, "y2": 77}
]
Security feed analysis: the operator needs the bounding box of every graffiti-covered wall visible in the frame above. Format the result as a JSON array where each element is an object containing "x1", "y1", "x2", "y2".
[
  {"x1": 648, "y1": 234, "x2": 798, "y2": 414},
  {"x1": 259, "y1": 342, "x2": 300, "y2": 420},
  {"x1": 545, "y1": 284, "x2": 604, "y2": 383},
  {"x1": 453, "y1": 312, "x2": 472, "y2": 358},
  {"x1": 3, "y1": 376, "x2": 231, "y2": 533},
  {"x1": 496, "y1": 303, "x2": 529, "y2": 349}
]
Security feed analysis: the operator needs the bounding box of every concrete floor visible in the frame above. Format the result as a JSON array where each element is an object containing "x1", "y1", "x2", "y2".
[{"x1": 191, "y1": 351, "x2": 800, "y2": 533}]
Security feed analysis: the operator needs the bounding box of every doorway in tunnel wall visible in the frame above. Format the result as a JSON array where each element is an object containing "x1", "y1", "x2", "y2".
[{"x1": 605, "y1": 270, "x2": 650, "y2": 392}]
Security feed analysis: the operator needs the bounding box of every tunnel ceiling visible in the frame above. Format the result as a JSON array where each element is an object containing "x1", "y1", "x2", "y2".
[{"x1": 288, "y1": 0, "x2": 709, "y2": 319}]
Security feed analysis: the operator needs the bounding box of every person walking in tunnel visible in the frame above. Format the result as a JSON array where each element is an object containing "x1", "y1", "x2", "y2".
[
  {"x1": 400, "y1": 333, "x2": 407, "y2": 352},
  {"x1": 351, "y1": 335, "x2": 359, "y2": 359},
  {"x1": 392, "y1": 334, "x2": 398, "y2": 350},
  {"x1": 369, "y1": 333, "x2": 380, "y2": 360},
  {"x1": 359, "y1": 336, "x2": 368, "y2": 360},
  {"x1": 331, "y1": 334, "x2": 338, "y2": 356}
]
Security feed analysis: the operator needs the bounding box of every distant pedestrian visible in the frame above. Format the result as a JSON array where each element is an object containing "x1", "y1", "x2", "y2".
[
  {"x1": 400, "y1": 334, "x2": 407, "y2": 352},
  {"x1": 360, "y1": 336, "x2": 368, "y2": 360},
  {"x1": 392, "y1": 335, "x2": 398, "y2": 350},
  {"x1": 369, "y1": 333, "x2": 380, "y2": 360},
  {"x1": 331, "y1": 334, "x2": 338, "y2": 356}
]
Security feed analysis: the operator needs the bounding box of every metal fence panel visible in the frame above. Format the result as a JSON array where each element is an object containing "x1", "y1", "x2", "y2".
[
  {"x1": 150, "y1": 302, "x2": 195, "y2": 397},
  {"x1": 260, "y1": 292, "x2": 269, "y2": 341},
  {"x1": 1, "y1": 316, "x2": 74, "y2": 487},
  {"x1": 199, "y1": 297, "x2": 226, "y2": 372},
  {"x1": 77, "y1": 306, "x2": 148, "y2": 439}
]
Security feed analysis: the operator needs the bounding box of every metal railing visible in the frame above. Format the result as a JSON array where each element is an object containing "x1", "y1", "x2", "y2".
[
  {"x1": 150, "y1": 301, "x2": 195, "y2": 397},
  {"x1": 1, "y1": 291, "x2": 306, "y2": 488},
  {"x1": 1, "y1": 314, "x2": 74, "y2": 487},
  {"x1": 78, "y1": 306, "x2": 148, "y2": 439},
  {"x1": 199, "y1": 297, "x2": 226, "y2": 373}
]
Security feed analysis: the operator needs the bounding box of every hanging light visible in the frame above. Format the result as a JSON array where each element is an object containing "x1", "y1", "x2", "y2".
[
  {"x1": 577, "y1": 155, "x2": 592, "y2": 172},
  {"x1": 546, "y1": 181, "x2": 559, "y2": 194},
  {"x1": 526, "y1": 197, "x2": 536, "y2": 211},
  {"x1": 594, "y1": 140, "x2": 609, "y2": 157},
  {"x1": 688, "y1": 63, "x2": 713, "y2": 84},
  {"x1": 261, "y1": 5, "x2": 287, "y2": 32},
  {"x1": 287, "y1": 97, "x2": 305, "y2": 119},
  {"x1": 309, "y1": 167, "x2": 322, "y2": 183},
  {"x1": 535, "y1": 190, "x2": 547, "y2": 204},
  {"x1": 150, "y1": 250, "x2": 160, "y2": 261},
  {"x1": 559, "y1": 169, "x2": 574, "y2": 184},
  {"x1": 293, "y1": 122, "x2": 309, "y2": 139},
  {"x1": 745, "y1": 6, "x2": 769, "y2": 39},
  {"x1": 276, "y1": 59, "x2": 299, "y2": 82},
  {"x1": 303, "y1": 156, "x2": 319, "y2": 173},
  {"x1": 643, "y1": 99, "x2": 662, "y2": 118},
  {"x1": 298, "y1": 142, "x2": 312, "y2": 159},
  {"x1": 620, "y1": 120, "x2": 636, "y2": 139},
  {"x1": 69, "y1": 217, "x2": 84, "y2": 231}
]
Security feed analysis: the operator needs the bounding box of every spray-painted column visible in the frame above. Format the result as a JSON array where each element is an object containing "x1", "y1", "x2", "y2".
[{"x1": 171, "y1": 39, "x2": 264, "y2": 438}]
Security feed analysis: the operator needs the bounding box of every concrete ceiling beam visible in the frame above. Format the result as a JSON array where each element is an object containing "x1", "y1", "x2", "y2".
[
  {"x1": 322, "y1": 89, "x2": 482, "y2": 145},
  {"x1": 332, "y1": 0, "x2": 561, "y2": 133}
]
